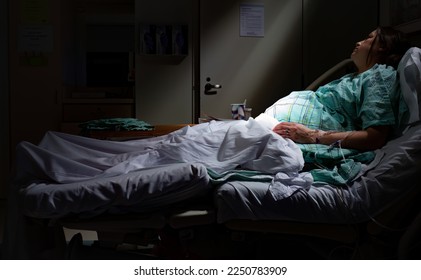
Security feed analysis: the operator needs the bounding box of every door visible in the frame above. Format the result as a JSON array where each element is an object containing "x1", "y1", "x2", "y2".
[{"x1": 200, "y1": 0, "x2": 303, "y2": 120}]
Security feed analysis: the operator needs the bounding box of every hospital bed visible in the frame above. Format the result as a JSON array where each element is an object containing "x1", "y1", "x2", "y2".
[{"x1": 3, "y1": 46, "x2": 421, "y2": 260}]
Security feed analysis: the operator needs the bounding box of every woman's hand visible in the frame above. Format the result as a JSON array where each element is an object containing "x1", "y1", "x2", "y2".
[
  {"x1": 273, "y1": 122, "x2": 390, "y2": 150},
  {"x1": 273, "y1": 122, "x2": 319, "y2": 144}
]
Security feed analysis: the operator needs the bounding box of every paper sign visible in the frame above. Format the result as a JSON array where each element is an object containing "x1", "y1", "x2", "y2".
[
  {"x1": 18, "y1": 25, "x2": 53, "y2": 52},
  {"x1": 240, "y1": 3, "x2": 264, "y2": 37}
]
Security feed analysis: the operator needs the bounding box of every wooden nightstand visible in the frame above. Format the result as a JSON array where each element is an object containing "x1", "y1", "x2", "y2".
[{"x1": 61, "y1": 86, "x2": 135, "y2": 135}]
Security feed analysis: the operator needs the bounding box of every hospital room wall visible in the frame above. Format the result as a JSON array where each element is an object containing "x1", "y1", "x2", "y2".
[
  {"x1": 302, "y1": 0, "x2": 378, "y2": 87},
  {"x1": 135, "y1": 0, "x2": 379, "y2": 124}
]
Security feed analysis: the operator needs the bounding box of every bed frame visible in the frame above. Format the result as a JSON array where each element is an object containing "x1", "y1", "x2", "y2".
[
  {"x1": 50, "y1": 151, "x2": 420, "y2": 260},
  {"x1": 27, "y1": 111, "x2": 421, "y2": 260}
]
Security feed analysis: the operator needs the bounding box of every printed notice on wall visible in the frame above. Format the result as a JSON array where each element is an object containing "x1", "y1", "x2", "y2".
[
  {"x1": 18, "y1": 25, "x2": 53, "y2": 52},
  {"x1": 240, "y1": 3, "x2": 264, "y2": 37}
]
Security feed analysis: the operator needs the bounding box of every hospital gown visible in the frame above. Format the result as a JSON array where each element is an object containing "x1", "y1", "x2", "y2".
[
  {"x1": 263, "y1": 64, "x2": 408, "y2": 185},
  {"x1": 265, "y1": 63, "x2": 406, "y2": 132}
]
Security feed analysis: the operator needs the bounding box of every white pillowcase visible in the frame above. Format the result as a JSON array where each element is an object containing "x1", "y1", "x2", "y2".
[{"x1": 398, "y1": 47, "x2": 421, "y2": 124}]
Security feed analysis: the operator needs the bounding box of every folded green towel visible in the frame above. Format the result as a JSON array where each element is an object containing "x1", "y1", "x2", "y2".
[{"x1": 79, "y1": 118, "x2": 154, "y2": 131}]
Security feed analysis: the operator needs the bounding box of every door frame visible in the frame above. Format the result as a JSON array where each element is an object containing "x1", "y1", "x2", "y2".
[
  {"x1": 1, "y1": 0, "x2": 10, "y2": 198},
  {"x1": 192, "y1": 0, "x2": 201, "y2": 123}
]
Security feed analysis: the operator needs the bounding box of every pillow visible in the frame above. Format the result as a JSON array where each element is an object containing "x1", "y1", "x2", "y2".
[{"x1": 398, "y1": 47, "x2": 421, "y2": 124}]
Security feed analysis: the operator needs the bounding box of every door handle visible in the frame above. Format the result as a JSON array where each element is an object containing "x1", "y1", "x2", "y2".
[{"x1": 204, "y1": 77, "x2": 222, "y2": 95}]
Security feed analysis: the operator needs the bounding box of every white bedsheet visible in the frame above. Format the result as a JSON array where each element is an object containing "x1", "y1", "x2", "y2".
[
  {"x1": 16, "y1": 118, "x2": 303, "y2": 185},
  {"x1": 9, "y1": 118, "x2": 316, "y2": 222}
]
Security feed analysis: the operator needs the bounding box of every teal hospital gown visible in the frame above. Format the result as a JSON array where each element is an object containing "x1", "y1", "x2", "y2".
[{"x1": 264, "y1": 64, "x2": 408, "y2": 185}]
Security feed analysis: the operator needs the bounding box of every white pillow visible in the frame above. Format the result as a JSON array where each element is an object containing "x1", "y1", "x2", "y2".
[{"x1": 398, "y1": 47, "x2": 421, "y2": 124}]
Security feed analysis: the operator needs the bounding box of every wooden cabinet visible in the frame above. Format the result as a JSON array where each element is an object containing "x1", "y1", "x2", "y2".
[
  {"x1": 61, "y1": 86, "x2": 135, "y2": 134},
  {"x1": 62, "y1": 100, "x2": 135, "y2": 122}
]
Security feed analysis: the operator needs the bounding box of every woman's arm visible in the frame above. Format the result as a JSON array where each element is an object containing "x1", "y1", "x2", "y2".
[{"x1": 273, "y1": 122, "x2": 390, "y2": 151}]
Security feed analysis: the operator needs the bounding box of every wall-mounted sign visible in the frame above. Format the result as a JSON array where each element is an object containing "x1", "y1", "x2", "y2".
[
  {"x1": 240, "y1": 3, "x2": 265, "y2": 37},
  {"x1": 18, "y1": 25, "x2": 53, "y2": 52}
]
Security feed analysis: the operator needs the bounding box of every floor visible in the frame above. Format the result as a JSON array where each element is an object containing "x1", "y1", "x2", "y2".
[
  {"x1": 0, "y1": 199, "x2": 99, "y2": 259},
  {"x1": 0, "y1": 200, "x2": 352, "y2": 260}
]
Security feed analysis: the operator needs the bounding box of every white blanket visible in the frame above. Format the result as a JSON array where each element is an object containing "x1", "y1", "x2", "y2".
[{"x1": 16, "y1": 118, "x2": 304, "y2": 185}]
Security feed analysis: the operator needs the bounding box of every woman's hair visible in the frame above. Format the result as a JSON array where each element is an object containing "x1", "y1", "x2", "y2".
[{"x1": 369, "y1": 26, "x2": 411, "y2": 69}]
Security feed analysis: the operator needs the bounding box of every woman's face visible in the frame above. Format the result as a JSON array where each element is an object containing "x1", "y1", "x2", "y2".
[{"x1": 351, "y1": 30, "x2": 381, "y2": 72}]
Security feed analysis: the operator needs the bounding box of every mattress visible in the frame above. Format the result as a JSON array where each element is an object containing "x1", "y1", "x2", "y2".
[{"x1": 19, "y1": 162, "x2": 211, "y2": 219}]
